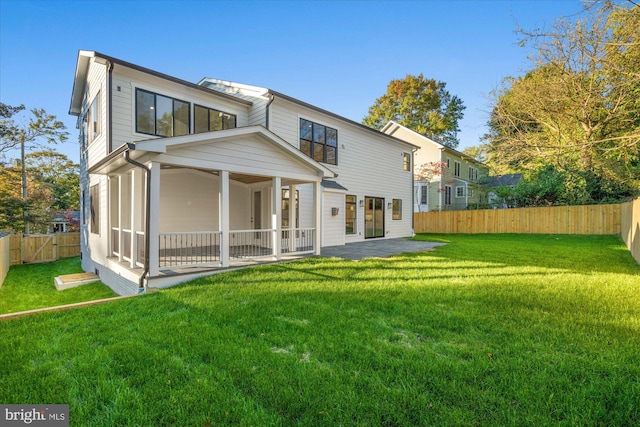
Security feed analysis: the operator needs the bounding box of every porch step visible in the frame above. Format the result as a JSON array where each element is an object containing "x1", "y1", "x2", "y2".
[{"x1": 54, "y1": 272, "x2": 100, "y2": 291}]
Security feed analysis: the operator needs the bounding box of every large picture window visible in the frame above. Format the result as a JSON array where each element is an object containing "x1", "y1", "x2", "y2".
[
  {"x1": 345, "y1": 195, "x2": 357, "y2": 234},
  {"x1": 194, "y1": 105, "x2": 236, "y2": 133},
  {"x1": 300, "y1": 119, "x2": 337, "y2": 165},
  {"x1": 136, "y1": 88, "x2": 189, "y2": 137}
]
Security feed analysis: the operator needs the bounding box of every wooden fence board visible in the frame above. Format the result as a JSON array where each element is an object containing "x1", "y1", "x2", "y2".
[
  {"x1": 5, "y1": 232, "x2": 81, "y2": 266},
  {"x1": 414, "y1": 203, "x2": 623, "y2": 235}
]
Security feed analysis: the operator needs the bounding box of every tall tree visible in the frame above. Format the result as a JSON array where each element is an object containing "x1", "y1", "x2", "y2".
[
  {"x1": 0, "y1": 105, "x2": 69, "y2": 232},
  {"x1": 363, "y1": 74, "x2": 465, "y2": 149},
  {"x1": 26, "y1": 151, "x2": 80, "y2": 211},
  {"x1": 485, "y1": 1, "x2": 640, "y2": 203}
]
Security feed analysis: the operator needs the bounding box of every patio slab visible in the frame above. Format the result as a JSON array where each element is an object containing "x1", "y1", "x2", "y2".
[{"x1": 321, "y1": 238, "x2": 446, "y2": 261}]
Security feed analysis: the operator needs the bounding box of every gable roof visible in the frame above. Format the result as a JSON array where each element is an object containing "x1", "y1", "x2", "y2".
[
  {"x1": 198, "y1": 78, "x2": 420, "y2": 151},
  {"x1": 69, "y1": 50, "x2": 252, "y2": 116},
  {"x1": 89, "y1": 125, "x2": 337, "y2": 180}
]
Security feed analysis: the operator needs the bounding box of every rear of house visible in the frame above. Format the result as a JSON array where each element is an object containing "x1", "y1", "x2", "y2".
[{"x1": 69, "y1": 51, "x2": 417, "y2": 295}]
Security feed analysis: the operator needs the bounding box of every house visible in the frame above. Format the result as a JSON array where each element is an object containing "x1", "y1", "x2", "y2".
[
  {"x1": 50, "y1": 211, "x2": 80, "y2": 233},
  {"x1": 481, "y1": 174, "x2": 524, "y2": 208},
  {"x1": 381, "y1": 122, "x2": 488, "y2": 211},
  {"x1": 69, "y1": 51, "x2": 418, "y2": 295}
]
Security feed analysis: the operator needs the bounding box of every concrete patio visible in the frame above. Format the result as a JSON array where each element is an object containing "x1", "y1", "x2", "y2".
[{"x1": 321, "y1": 238, "x2": 446, "y2": 261}]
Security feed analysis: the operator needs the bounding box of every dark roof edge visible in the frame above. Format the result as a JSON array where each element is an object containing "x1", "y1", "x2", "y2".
[
  {"x1": 89, "y1": 51, "x2": 253, "y2": 107},
  {"x1": 87, "y1": 143, "x2": 132, "y2": 174},
  {"x1": 268, "y1": 90, "x2": 419, "y2": 150}
]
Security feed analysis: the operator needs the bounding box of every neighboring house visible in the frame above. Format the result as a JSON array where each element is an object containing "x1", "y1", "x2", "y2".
[
  {"x1": 69, "y1": 51, "x2": 418, "y2": 295},
  {"x1": 481, "y1": 174, "x2": 524, "y2": 208},
  {"x1": 50, "y1": 211, "x2": 80, "y2": 233},
  {"x1": 381, "y1": 122, "x2": 488, "y2": 211}
]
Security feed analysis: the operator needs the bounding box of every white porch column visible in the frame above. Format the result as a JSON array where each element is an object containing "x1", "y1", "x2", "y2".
[
  {"x1": 272, "y1": 176, "x2": 282, "y2": 260},
  {"x1": 314, "y1": 180, "x2": 321, "y2": 255},
  {"x1": 129, "y1": 169, "x2": 140, "y2": 268},
  {"x1": 148, "y1": 162, "x2": 160, "y2": 276},
  {"x1": 219, "y1": 170, "x2": 230, "y2": 267},
  {"x1": 289, "y1": 184, "x2": 296, "y2": 252},
  {"x1": 117, "y1": 175, "x2": 123, "y2": 262}
]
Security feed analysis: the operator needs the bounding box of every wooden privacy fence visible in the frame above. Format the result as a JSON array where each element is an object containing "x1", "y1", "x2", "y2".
[
  {"x1": 7, "y1": 232, "x2": 81, "y2": 266},
  {"x1": 620, "y1": 198, "x2": 640, "y2": 265},
  {"x1": 0, "y1": 235, "x2": 10, "y2": 287},
  {"x1": 414, "y1": 204, "x2": 622, "y2": 235}
]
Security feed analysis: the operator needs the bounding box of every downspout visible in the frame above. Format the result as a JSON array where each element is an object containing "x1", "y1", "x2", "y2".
[
  {"x1": 265, "y1": 93, "x2": 275, "y2": 130},
  {"x1": 124, "y1": 150, "x2": 151, "y2": 292},
  {"x1": 411, "y1": 147, "x2": 418, "y2": 235},
  {"x1": 107, "y1": 61, "x2": 114, "y2": 154}
]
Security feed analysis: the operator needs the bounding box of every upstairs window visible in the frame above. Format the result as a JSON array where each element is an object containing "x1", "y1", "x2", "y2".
[
  {"x1": 194, "y1": 105, "x2": 236, "y2": 133},
  {"x1": 468, "y1": 167, "x2": 478, "y2": 181},
  {"x1": 403, "y1": 153, "x2": 410, "y2": 171},
  {"x1": 300, "y1": 118, "x2": 337, "y2": 165},
  {"x1": 87, "y1": 91, "x2": 101, "y2": 145},
  {"x1": 136, "y1": 88, "x2": 189, "y2": 137},
  {"x1": 454, "y1": 161, "x2": 461, "y2": 177}
]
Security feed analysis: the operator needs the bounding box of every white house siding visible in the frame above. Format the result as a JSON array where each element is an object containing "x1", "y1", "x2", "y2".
[
  {"x1": 268, "y1": 98, "x2": 414, "y2": 244},
  {"x1": 107, "y1": 65, "x2": 252, "y2": 160},
  {"x1": 197, "y1": 79, "x2": 270, "y2": 127},
  {"x1": 159, "y1": 169, "x2": 251, "y2": 233},
  {"x1": 322, "y1": 191, "x2": 346, "y2": 247}
]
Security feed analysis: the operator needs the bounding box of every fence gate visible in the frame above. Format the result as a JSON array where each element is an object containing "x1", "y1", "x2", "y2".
[{"x1": 23, "y1": 234, "x2": 58, "y2": 264}]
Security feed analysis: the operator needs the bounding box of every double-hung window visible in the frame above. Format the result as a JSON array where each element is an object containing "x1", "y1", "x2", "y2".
[
  {"x1": 136, "y1": 88, "x2": 189, "y2": 137},
  {"x1": 420, "y1": 185, "x2": 428, "y2": 205},
  {"x1": 403, "y1": 153, "x2": 410, "y2": 171},
  {"x1": 299, "y1": 119, "x2": 337, "y2": 165},
  {"x1": 194, "y1": 105, "x2": 236, "y2": 133},
  {"x1": 444, "y1": 186, "x2": 452, "y2": 205},
  {"x1": 456, "y1": 186, "x2": 465, "y2": 198},
  {"x1": 454, "y1": 161, "x2": 461, "y2": 177}
]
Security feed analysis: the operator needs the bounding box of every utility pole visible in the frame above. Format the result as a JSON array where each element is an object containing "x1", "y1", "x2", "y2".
[{"x1": 21, "y1": 133, "x2": 29, "y2": 234}]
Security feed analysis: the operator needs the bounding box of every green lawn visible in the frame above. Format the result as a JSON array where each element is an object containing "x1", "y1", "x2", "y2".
[
  {"x1": 0, "y1": 234, "x2": 639, "y2": 426},
  {"x1": 0, "y1": 257, "x2": 117, "y2": 315}
]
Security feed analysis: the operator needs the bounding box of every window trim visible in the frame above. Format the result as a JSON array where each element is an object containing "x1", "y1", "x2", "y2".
[
  {"x1": 299, "y1": 118, "x2": 338, "y2": 165},
  {"x1": 135, "y1": 88, "x2": 191, "y2": 137},
  {"x1": 392, "y1": 199, "x2": 402, "y2": 220},
  {"x1": 456, "y1": 186, "x2": 466, "y2": 198},
  {"x1": 403, "y1": 153, "x2": 411, "y2": 171},
  {"x1": 454, "y1": 160, "x2": 461, "y2": 177},
  {"x1": 345, "y1": 195, "x2": 357, "y2": 235}
]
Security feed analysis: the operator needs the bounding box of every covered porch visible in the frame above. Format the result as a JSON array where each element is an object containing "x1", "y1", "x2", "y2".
[{"x1": 91, "y1": 126, "x2": 335, "y2": 288}]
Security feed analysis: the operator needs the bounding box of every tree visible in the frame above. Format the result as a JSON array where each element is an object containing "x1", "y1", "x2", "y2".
[
  {"x1": 484, "y1": 1, "x2": 640, "y2": 203},
  {"x1": 26, "y1": 151, "x2": 80, "y2": 211},
  {"x1": 0, "y1": 105, "x2": 69, "y2": 232},
  {"x1": 363, "y1": 74, "x2": 465, "y2": 149}
]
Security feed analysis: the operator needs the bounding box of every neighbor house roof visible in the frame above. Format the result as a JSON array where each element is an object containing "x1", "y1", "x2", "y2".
[
  {"x1": 381, "y1": 121, "x2": 485, "y2": 166},
  {"x1": 481, "y1": 174, "x2": 523, "y2": 187}
]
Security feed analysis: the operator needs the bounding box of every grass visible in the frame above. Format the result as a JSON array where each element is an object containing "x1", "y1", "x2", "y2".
[
  {"x1": 0, "y1": 257, "x2": 117, "y2": 315},
  {"x1": 0, "y1": 234, "x2": 639, "y2": 426}
]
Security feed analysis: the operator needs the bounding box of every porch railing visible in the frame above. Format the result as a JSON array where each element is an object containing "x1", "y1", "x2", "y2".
[
  {"x1": 159, "y1": 231, "x2": 221, "y2": 269},
  {"x1": 281, "y1": 228, "x2": 315, "y2": 254},
  {"x1": 229, "y1": 229, "x2": 273, "y2": 259}
]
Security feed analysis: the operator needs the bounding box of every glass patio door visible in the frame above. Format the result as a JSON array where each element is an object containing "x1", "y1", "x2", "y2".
[{"x1": 365, "y1": 197, "x2": 384, "y2": 238}]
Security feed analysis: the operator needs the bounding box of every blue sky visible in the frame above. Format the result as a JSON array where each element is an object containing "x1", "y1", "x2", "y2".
[{"x1": 0, "y1": 0, "x2": 584, "y2": 164}]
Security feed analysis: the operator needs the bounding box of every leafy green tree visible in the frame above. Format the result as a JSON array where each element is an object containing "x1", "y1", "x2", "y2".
[
  {"x1": 0, "y1": 104, "x2": 69, "y2": 232},
  {"x1": 26, "y1": 151, "x2": 80, "y2": 211},
  {"x1": 363, "y1": 74, "x2": 465, "y2": 149},
  {"x1": 485, "y1": 1, "x2": 640, "y2": 203}
]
